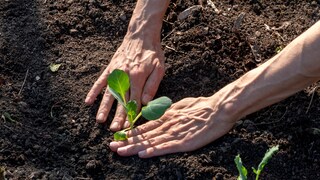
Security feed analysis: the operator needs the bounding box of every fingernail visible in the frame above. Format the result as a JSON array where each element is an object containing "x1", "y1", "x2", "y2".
[
  {"x1": 110, "y1": 122, "x2": 119, "y2": 130},
  {"x1": 138, "y1": 150, "x2": 147, "y2": 157},
  {"x1": 117, "y1": 147, "x2": 127, "y2": 154},
  {"x1": 124, "y1": 121, "x2": 130, "y2": 128},
  {"x1": 109, "y1": 142, "x2": 119, "y2": 149},
  {"x1": 85, "y1": 97, "x2": 91, "y2": 104},
  {"x1": 142, "y1": 94, "x2": 152, "y2": 104},
  {"x1": 96, "y1": 113, "x2": 104, "y2": 122}
]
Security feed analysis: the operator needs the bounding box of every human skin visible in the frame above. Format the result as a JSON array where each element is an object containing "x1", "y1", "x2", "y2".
[
  {"x1": 85, "y1": 0, "x2": 170, "y2": 131},
  {"x1": 109, "y1": 20, "x2": 320, "y2": 158}
]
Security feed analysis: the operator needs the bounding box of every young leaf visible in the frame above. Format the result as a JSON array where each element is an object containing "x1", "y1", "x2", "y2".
[
  {"x1": 252, "y1": 145, "x2": 279, "y2": 180},
  {"x1": 107, "y1": 69, "x2": 130, "y2": 103},
  {"x1": 108, "y1": 86, "x2": 125, "y2": 107},
  {"x1": 234, "y1": 155, "x2": 248, "y2": 180},
  {"x1": 114, "y1": 130, "x2": 127, "y2": 141},
  {"x1": 49, "y1": 63, "x2": 61, "y2": 72},
  {"x1": 141, "y1": 96, "x2": 172, "y2": 120},
  {"x1": 126, "y1": 100, "x2": 137, "y2": 122}
]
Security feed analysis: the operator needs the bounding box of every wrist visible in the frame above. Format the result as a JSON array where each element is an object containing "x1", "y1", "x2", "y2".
[
  {"x1": 208, "y1": 73, "x2": 258, "y2": 123},
  {"x1": 125, "y1": 0, "x2": 170, "y2": 42},
  {"x1": 125, "y1": 17, "x2": 162, "y2": 42}
]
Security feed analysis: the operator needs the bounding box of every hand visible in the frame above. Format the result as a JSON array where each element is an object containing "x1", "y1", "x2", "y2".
[
  {"x1": 109, "y1": 96, "x2": 237, "y2": 158},
  {"x1": 85, "y1": 36, "x2": 165, "y2": 131}
]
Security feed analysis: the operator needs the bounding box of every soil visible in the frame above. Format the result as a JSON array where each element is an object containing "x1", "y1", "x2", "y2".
[{"x1": 1, "y1": 0, "x2": 320, "y2": 179}]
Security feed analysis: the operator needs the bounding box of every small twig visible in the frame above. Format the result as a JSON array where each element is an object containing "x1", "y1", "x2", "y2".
[
  {"x1": 207, "y1": 0, "x2": 221, "y2": 14},
  {"x1": 306, "y1": 85, "x2": 320, "y2": 114},
  {"x1": 18, "y1": 69, "x2": 29, "y2": 95},
  {"x1": 2, "y1": 124, "x2": 14, "y2": 132},
  {"x1": 164, "y1": 45, "x2": 186, "y2": 54},
  {"x1": 233, "y1": 12, "x2": 246, "y2": 32},
  {"x1": 246, "y1": 37, "x2": 262, "y2": 62},
  {"x1": 162, "y1": 22, "x2": 186, "y2": 41},
  {"x1": 255, "y1": 108, "x2": 287, "y2": 126},
  {"x1": 50, "y1": 101, "x2": 63, "y2": 118}
]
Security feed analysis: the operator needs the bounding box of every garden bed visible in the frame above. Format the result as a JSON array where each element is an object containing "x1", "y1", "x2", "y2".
[{"x1": 1, "y1": 0, "x2": 319, "y2": 179}]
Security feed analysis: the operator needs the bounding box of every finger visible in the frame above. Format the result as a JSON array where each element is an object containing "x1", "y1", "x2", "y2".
[
  {"x1": 116, "y1": 134, "x2": 175, "y2": 156},
  {"x1": 110, "y1": 103, "x2": 127, "y2": 131},
  {"x1": 129, "y1": 68, "x2": 147, "y2": 110},
  {"x1": 142, "y1": 62, "x2": 165, "y2": 105},
  {"x1": 96, "y1": 90, "x2": 114, "y2": 123},
  {"x1": 127, "y1": 119, "x2": 165, "y2": 137},
  {"x1": 109, "y1": 121, "x2": 164, "y2": 152},
  {"x1": 138, "y1": 141, "x2": 182, "y2": 158},
  {"x1": 85, "y1": 68, "x2": 109, "y2": 105},
  {"x1": 109, "y1": 119, "x2": 164, "y2": 152}
]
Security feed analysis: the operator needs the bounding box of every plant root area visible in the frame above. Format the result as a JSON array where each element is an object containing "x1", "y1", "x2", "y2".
[{"x1": 1, "y1": 0, "x2": 320, "y2": 179}]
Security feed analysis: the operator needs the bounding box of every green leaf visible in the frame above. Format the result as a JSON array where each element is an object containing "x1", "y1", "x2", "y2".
[
  {"x1": 49, "y1": 63, "x2": 61, "y2": 72},
  {"x1": 141, "y1": 96, "x2": 172, "y2": 120},
  {"x1": 234, "y1": 155, "x2": 248, "y2": 180},
  {"x1": 107, "y1": 69, "x2": 130, "y2": 103},
  {"x1": 2, "y1": 112, "x2": 16, "y2": 123},
  {"x1": 114, "y1": 130, "x2": 127, "y2": 141},
  {"x1": 253, "y1": 145, "x2": 279, "y2": 179},
  {"x1": 108, "y1": 86, "x2": 125, "y2": 107},
  {"x1": 126, "y1": 100, "x2": 137, "y2": 122}
]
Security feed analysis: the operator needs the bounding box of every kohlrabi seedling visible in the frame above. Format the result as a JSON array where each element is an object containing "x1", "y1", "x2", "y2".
[
  {"x1": 107, "y1": 69, "x2": 172, "y2": 141},
  {"x1": 234, "y1": 145, "x2": 279, "y2": 180}
]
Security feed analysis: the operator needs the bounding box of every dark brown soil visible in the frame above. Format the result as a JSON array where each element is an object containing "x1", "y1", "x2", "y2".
[{"x1": 1, "y1": 0, "x2": 320, "y2": 179}]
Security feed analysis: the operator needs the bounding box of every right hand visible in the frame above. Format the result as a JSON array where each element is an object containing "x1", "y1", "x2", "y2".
[
  {"x1": 85, "y1": 36, "x2": 165, "y2": 131},
  {"x1": 109, "y1": 96, "x2": 237, "y2": 158}
]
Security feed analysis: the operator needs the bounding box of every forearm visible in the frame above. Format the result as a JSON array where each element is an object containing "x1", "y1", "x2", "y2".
[
  {"x1": 125, "y1": 0, "x2": 170, "y2": 42},
  {"x1": 215, "y1": 21, "x2": 320, "y2": 121}
]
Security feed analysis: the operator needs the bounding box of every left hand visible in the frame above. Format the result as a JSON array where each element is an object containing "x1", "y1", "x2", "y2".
[{"x1": 109, "y1": 96, "x2": 237, "y2": 158}]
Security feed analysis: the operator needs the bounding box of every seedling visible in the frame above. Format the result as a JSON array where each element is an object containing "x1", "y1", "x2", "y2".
[
  {"x1": 234, "y1": 145, "x2": 279, "y2": 180},
  {"x1": 107, "y1": 69, "x2": 172, "y2": 141}
]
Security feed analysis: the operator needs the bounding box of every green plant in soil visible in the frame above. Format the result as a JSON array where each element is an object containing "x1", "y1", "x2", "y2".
[
  {"x1": 107, "y1": 69, "x2": 172, "y2": 141},
  {"x1": 234, "y1": 145, "x2": 279, "y2": 180}
]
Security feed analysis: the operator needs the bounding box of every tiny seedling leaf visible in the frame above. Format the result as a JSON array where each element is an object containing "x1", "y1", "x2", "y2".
[
  {"x1": 235, "y1": 155, "x2": 248, "y2": 180},
  {"x1": 252, "y1": 145, "x2": 279, "y2": 179},
  {"x1": 107, "y1": 69, "x2": 129, "y2": 103},
  {"x1": 141, "y1": 96, "x2": 172, "y2": 120},
  {"x1": 114, "y1": 130, "x2": 127, "y2": 141},
  {"x1": 126, "y1": 100, "x2": 137, "y2": 122},
  {"x1": 2, "y1": 112, "x2": 16, "y2": 123},
  {"x1": 49, "y1": 63, "x2": 61, "y2": 72},
  {"x1": 108, "y1": 86, "x2": 125, "y2": 107}
]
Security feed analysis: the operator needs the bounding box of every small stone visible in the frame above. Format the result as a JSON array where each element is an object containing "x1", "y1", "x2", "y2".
[
  {"x1": 86, "y1": 160, "x2": 102, "y2": 172},
  {"x1": 203, "y1": 27, "x2": 209, "y2": 35},
  {"x1": 255, "y1": 31, "x2": 261, "y2": 37},
  {"x1": 70, "y1": 29, "x2": 78, "y2": 34},
  {"x1": 18, "y1": 101, "x2": 28, "y2": 108},
  {"x1": 119, "y1": 13, "x2": 126, "y2": 21}
]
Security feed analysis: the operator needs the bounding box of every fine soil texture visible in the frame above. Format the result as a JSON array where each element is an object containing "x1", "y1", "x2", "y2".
[{"x1": 1, "y1": 0, "x2": 320, "y2": 179}]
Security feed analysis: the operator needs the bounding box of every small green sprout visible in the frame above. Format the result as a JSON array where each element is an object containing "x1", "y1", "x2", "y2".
[
  {"x1": 234, "y1": 145, "x2": 279, "y2": 180},
  {"x1": 1, "y1": 112, "x2": 16, "y2": 123},
  {"x1": 49, "y1": 63, "x2": 61, "y2": 72},
  {"x1": 107, "y1": 69, "x2": 172, "y2": 141},
  {"x1": 275, "y1": 46, "x2": 283, "y2": 54}
]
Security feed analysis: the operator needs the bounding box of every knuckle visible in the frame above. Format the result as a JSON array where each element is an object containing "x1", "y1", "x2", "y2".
[{"x1": 94, "y1": 80, "x2": 104, "y2": 87}]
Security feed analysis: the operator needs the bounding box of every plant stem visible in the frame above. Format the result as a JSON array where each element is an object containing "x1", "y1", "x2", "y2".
[{"x1": 131, "y1": 112, "x2": 142, "y2": 129}]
